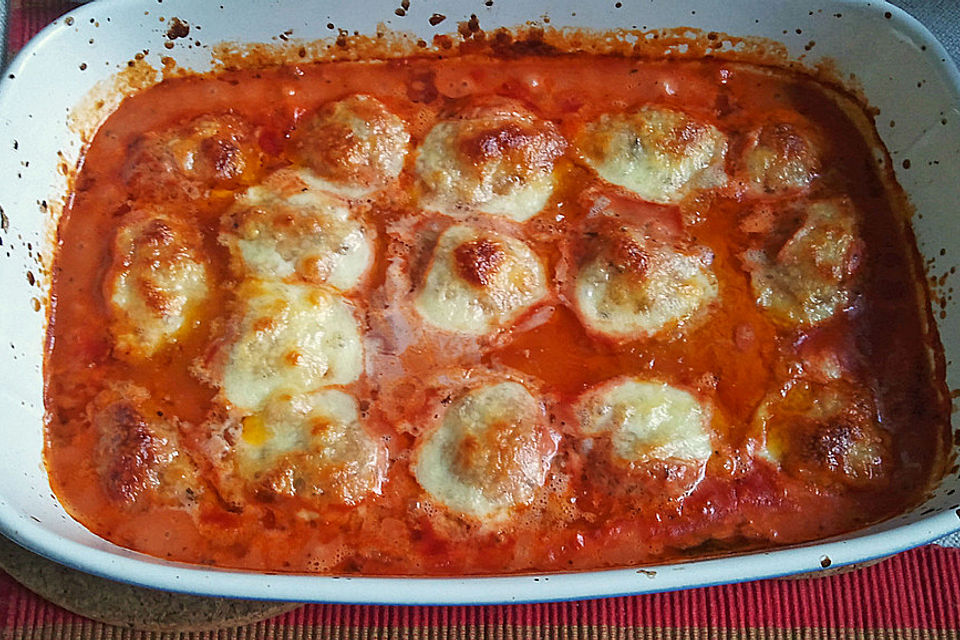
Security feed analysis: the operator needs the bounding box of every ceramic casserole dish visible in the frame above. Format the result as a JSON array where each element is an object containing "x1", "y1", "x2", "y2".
[{"x1": 0, "y1": 0, "x2": 958, "y2": 604}]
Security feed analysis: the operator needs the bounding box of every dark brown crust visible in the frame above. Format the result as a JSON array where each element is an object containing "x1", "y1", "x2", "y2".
[
  {"x1": 454, "y1": 238, "x2": 506, "y2": 287},
  {"x1": 89, "y1": 385, "x2": 171, "y2": 505},
  {"x1": 450, "y1": 101, "x2": 567, "y2": 186}
]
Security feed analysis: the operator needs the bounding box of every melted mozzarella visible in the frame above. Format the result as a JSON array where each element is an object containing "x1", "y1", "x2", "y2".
[
  {"x1": 106, "y1": 212, "x2": 209, "y2": 360},
  {"x1": 413, "y1": 381, "x2": 557, "y2": 519},
  {"x1": 414, "y1": 224, "x2": 549, "y2": 335},
  {"x1": 90, "y1": 384, "x2": 202, "y2": 507},
  {"x1": 577, "y1": 106, "x2": 727, "y2": 204},
  {"x1": 415, "y1": 99, "x2": 566, "y2": 221},
  {"x1": 125, "y1": 113, "x2": 262, "y2": 199},
  {"x1": 742, "y1": 199, "x2": 860, "y2": 326},
  {"x1": 740, "y1": 118, "x2": 821, "y2": 196},
  {"x1": 221, "y1": 168, "x2": 373, "y2": 291},
  {"x1": 753, "y1": 378, "x2": 889, "y2": 487},
  {"x1": 574, "y1": 227, "x2": 718, "y2": 339},
  {"x1": 289, "y1": 94, "x2": 410, "y2": 197},
  {"x1": 227, "y1": 390, "x2": 386, "y2": 506},
  {"x1": 219, "y1": 281, "x2": 363, "y2": 412},
  {"x1": 577, "y1": 379, "x2": 713, "y2": 464}
]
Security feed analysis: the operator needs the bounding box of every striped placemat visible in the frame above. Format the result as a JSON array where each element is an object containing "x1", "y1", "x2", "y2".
[{"x1": 3, "y1": 546, "x2": 960, "y2": 638}]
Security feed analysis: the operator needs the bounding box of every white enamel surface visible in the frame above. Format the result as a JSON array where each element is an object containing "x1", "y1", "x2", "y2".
[{"x1": 0, "y1": 0, "x2": 958, "y2": 604}]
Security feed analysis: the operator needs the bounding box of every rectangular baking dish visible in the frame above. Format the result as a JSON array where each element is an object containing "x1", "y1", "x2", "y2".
[{"x1": 0, "y1": 0, "x2": 958, "y2": 604}]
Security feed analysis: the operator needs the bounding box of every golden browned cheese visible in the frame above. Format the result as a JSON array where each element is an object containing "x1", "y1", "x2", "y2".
[
  {"x1": 288, "y1": 94, "x2": 410, "y2": 197},
  {"x1": 104, "y1": 211, "x2": 209, "y2": 360},
  {"x1": 416, "y1": 97, "x2": 567, "y2": 220},
  {"x1": 736, "y1": 112, "x2": 824, "y2": 196}
]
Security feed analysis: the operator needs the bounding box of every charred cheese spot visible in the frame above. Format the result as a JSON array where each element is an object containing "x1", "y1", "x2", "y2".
[
  {"x1": 742, "y1": 199, "x2": 861, "y2": 326},
  {"x1": 220, "y1": 169, "x2": 372, "y2": 291},
  {"x1": 415, "y1": 224, "x2": 548, "y2": 335},
  {"x1": 221, "y1": 391, "x2": 386, "y2": 506},
  {"x1": 413, "y1": 381, "x2": 558, "y2": 519},
  {"x1": 740, "y1": 117, "x2": 822, "y2": 195},
  {"x1": 125, "y1": 113, "x2": 262, "y2": 200},
  {"x1": 574, "y1": 227, "x2": 718, "y2": 339},
  {"x1": 754, "y1": 379, "x2": 890, "y2": 488},
  {"x1": 454, "y1": 239, "x2": 505, "y2": 287},
  {"x1": 106, "y1": 212, "x2": 209, "y2": 360},
  {"x1": 577, "y1": 379, "x2": 713, "y2": 465},
  {"x1": 289, "y1": 94, "x2": 410, "y2": 197},
  {"x1": 89, "y1": 384, "x2": 202, "y2": 507},
  {"x1": 577, "y1": 106, "x2": 727, "y2": 204},
  {"x1": 217, "y1": 282, "x2": 363, "y2": 412},
  {"x1": 416, "y1": 98, "x2": 566, "y2": 221}
]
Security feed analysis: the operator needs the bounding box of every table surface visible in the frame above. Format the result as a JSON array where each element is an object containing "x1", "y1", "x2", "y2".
[
  {"x1": 893, "y1": 0, "x2": 960, "y2": 65},
  {"x1": 1, "y1": 0, "x2": 959, "y2": 636}
]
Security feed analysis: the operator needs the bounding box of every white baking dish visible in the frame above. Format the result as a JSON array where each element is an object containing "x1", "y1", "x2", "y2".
[{"x1": 0, "y1": 0, "x2": 958, "y2": 604}]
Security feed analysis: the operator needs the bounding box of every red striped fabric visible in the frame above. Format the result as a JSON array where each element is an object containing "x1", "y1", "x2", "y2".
[
  {"x1": 6, "y1": 0, "x2": 72, "y2": 55},
  {"x1": 2, "y1": 547, "x2": 959, "y2": 633}
]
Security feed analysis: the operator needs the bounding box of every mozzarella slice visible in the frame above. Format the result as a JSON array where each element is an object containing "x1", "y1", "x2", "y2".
[
  {"x1": 106, "y1": 212, "x2": 209, "y2": 360},
  {"x1": 577, "y1": 379, "x2": 713, "y2": 464},
  {"x1": 221, "y1": 168, "x2": 373, "y2": 291},
  {"x1": 220, "y1": 281, "x2": 363, "y2": 412},
  {"x1": 229, "y1": 390, "x2": 386, "y2": 506},
  {"x1": 414, "y1": 224, "x2": 549, "y2": 335},
  {"x1": 743, "y1": 199, "x2": 860, "y2": 326},
  {"x1": 415, "y1": 99, "x2": 566, "y2": 221},
  {"x1": 574, "y1": 227, "x2": 718, "y2": 339},
  {"x1": 289, "y1": 94, "x2": 410, "y2": 197},
  {"x1": 753, "y1": 379, "x2": 889, "y2": 487},
  {"x1": 413, "y1": 381, "x2": 556, "y2": 519},
  {"x1": 577, "y1": 106, "x2": 727, "y2": 204},
  {"x1": 740, "y1": 118, "x2": 821, "y2": 196}
]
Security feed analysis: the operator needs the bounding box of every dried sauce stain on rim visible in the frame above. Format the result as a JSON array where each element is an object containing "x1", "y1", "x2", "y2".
[
  {"x1": 40, "y1": 22, "x2": 953, "y2": 577},
  {"x1": 166, "y1": 18, "x2": 190, "y2": 41},
  {"x1": 61, "y1": 21, "x2": 882, "y2": 151},
  {"x1": 207, "y1": 24, "x2": 796, "y2": 71}
]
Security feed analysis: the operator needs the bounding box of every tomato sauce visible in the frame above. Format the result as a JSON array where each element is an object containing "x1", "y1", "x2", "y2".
[{"x1": 44, "y1": 52, "x2": 950, "y2": 575}]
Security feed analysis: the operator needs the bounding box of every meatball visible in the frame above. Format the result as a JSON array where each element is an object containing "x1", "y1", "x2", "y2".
[
  {"x1": 199, "y1": 281, "x2": 364, "y2": 412},
  {"x1": 753, "y1": 378, "x2": 890, "y2": 489},
  {"x1": 415, "y1": 224, "x2": 549, "y2": 335},
  {"x1": 741, "y1": 198, "x2": 862, "y2": 326},
  {"x1": 572, "y1": 222, "x2": 718, "y2": 340},
  {"x1": 416, "y1": 98, "x2": 567, "y2": 221},
  {"x1": 89, "y1": 384, "x2": 202, "y2": 507},
  {"x1": 738, "y1": 115, "x2": 822, "y2": 196},
  {"x1": 413, "y1": 381, "x2": 558, "y2": 520},
  {"x1": 105, "y1": 211, "x2": 209, "y2": 360},
  {"x1": 576, "y1": 105, "x2": 727, "y2": 204},
  {"x1": 209, "y1": 390, "x2": 387, "y2": 508},
  {"x1": 576, "y1": 378, "x2": 714, "y2": 466},
  {"x1": 220, "y1": 168, "x2": 373, "y2": 291},
  {"x1": 289, "y1": 94, "x2": 410, "y2": 197},
  {"x1": 124, "y1": 113, "x2": 263, "y2": 200}
]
